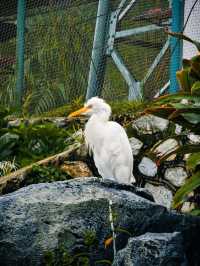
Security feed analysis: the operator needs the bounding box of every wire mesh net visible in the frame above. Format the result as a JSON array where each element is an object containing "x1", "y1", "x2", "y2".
[
  {"x1": 183, "y1": 0, "x2": 200, "y2": 59},
  {"x1": 0, "y1": 0, "x2": 98, "y2": 114},
  {"x1": 102, "y1": 0, "x2": 170, "y2": 101},
  {"x1": 24, "y1": 1, "x2": 98, "y2": 114},
  {"x1": 0, "y1": 0, "x2": 196, "y2": 115}
]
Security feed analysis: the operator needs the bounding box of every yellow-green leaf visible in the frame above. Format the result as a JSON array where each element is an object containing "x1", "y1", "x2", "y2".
[
  {"x1": 182, "y1": 113, "x2": 200, "y2": 124},
  {"x1": 190, "y1": 209, "x2": 200, "y2": 216},
  {"x1": 176, "y1": 69, "x2": 191, "y2": 92},
  {"x1": 191, "y1": 81, "x2": 200, "y2": 96},
  {"x1": 173, "y1": 171, "x2": 200, "y2": 209},
  {"x1": 187, "y1": 152, "x2": 200, "y2": 171}
]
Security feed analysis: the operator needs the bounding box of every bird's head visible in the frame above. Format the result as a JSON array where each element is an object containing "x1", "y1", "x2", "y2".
[{"x1": 68, "y1": 97, "x2": 111, "y2": 120}]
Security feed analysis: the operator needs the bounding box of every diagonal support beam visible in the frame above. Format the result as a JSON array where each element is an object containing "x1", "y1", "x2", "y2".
[
  {"x1": 119, "y1": 0, "x2": 137, "y2": 21},
  {"x1": 87, "y1": 0, "x2": 171, "y2": 101},
  {"x1": 111, "y1": 49, "x2": 141, "y2": 100},
  {"x1": 115, "y1": 24, "x2": 162, "y2": 39},
  {"x1": 117, "y1": 0, "x2": 128, "y2": 15},
  {"x1": 141, "y1": 38, "x2": 170, "y2": 87},
  {"x1": 154, "y1": 81, "x2": 170, "y2": 98}
]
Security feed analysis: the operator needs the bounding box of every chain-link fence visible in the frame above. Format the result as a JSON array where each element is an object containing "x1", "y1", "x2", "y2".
[
  {"x1": 0, "y1": 0, "x2": 99, "y2": 114},
  {"x1": 183, "y1": 0, "x2": 200, "y2": 59},
  {"x1": 0, "y1": 0, "x2": 198, "y2": 114},
  {"x1": 102, "y1": 0, "x2": 170, "y2": 101}
]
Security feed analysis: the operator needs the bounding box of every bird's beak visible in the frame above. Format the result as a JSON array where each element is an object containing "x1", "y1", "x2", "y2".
[{"x1": 68, "y1": 106, "x2": 90, "y2": 118}]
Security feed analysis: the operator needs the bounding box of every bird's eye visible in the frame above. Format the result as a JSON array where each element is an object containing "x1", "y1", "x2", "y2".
[{"x1": 87, "y1": 104, "x2": 93, "y2": 109}]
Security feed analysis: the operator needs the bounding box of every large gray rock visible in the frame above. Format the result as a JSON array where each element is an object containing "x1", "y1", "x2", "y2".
[
  {"x1": 138, "y1": 157, "x2": 158, "y2": 177},
  {"x1": 0, "y1": 178, "x2": 200, "y2": 266},
  {"x1": 133, "y1": 115, "x2": 169, "y2": 134},
  {"x1": 129, "y1": 137, "x2": 143, "y2": 155},
  {"x1": 175, "y1": 124, "x2": 182, "y2": 135},
  {"x1": 188, "y1": 133, "x2": 200, "y2": 144},
  {"x1": 165, "y1": 167, "x2": 188, "y2": 187},
  {"x1": 112, "y1": 232, "x2": 188, "y2": 266},
  {"x1": 145, "y1": 183, "x2": 173, "y2": 209}
]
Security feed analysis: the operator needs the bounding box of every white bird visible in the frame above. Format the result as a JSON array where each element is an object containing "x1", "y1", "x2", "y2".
[{"x1": 68, "y1": 97, "x2": 135, "y2": 184}]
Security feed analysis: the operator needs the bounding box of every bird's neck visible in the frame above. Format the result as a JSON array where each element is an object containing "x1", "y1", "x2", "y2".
[
  {"x1": 90, "y1": 112, "x2": 110, "y2": 124},
  {"x1": 85, "y1": 112, "x2": 110, "y2": 152}
]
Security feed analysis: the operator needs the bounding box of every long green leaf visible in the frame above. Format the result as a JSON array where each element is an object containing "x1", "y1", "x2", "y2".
[
  {"x1": 154, "y1": 94, "x2": 200, "y2": 105},
  {"x1": 182, "y1": 113, "x2": 200, "y2": 124},
  {"x1": 173, "y1": 171, "x2": 200, "y2": 208},
  {"x1": 0, "y1": 133, "x2": 19, "y2": 150},
  {"x1": 191, "y1": 81, "x2": 200, "y2": 96},
  {"x1": 187, "y1": 152, "x2": 200, "y2": 171},
  {"x1": 190, "y1": 209, "x2": 200, "y2": 216}
]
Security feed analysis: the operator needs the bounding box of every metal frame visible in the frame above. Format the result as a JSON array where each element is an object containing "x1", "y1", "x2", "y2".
[
  {"x1": 13, "y1": 0, "x2": 185, "y2": 106},
  {"x1": 118, "y1": 0, "x2": 137, "y2": 21},
  {"x1": 111, "y1": 49, "x2": 141, "y2": 99},
  {"x1": 86, "y1": 0, "x2": 172, "y2": 100},
  {"x1": 115, "y1": 24, "x2": 162, "y2": 39},
  {"x1": 16, "y1": 0, "x2": 26, "y2": 105},
  {"x1": 86, "y1": 0, "x2": 110, "y2": 100},
  {"x1": 141, "y1": 38, "x2": 170, "y2": 88},
  {"x1": 154, "y1": 81, "x2": 170, "y2": 98},
  {"x1": 169, "y1": 0, "x2": 184, "y2": 93}
]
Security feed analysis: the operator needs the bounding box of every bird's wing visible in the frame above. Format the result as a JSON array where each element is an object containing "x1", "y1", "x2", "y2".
[
  {"x1": 105, "y1": 122, "x2": 132, "y2": 158},
  {"x1": 101, "y1": 122, "x2": 134, "y2": 179},
  {"x1": 110, "y1": 124, "x2": 135, "y2": 183}
]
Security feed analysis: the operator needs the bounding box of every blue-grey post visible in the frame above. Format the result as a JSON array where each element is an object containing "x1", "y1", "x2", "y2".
[
  {"x1": 169, "y1": 0, "x2": 184, "y2": 93},
  {"x1": 86, "y1": 0, "x2": 110, "y2": 100},
  {"x1": 16, "y1": 0, "x2": 26, "y2": 105}
]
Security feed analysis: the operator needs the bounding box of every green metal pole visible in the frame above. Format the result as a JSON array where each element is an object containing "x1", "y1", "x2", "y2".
[
  {"x1": 16, "y1": 0, "x2": 26, "y2": 105},
  {"x1": 169, "y1": 0, "x2": 184, "y2": 93},
  {"x1": 86, "y1": 0, "x2": 110, "y2": 100}
]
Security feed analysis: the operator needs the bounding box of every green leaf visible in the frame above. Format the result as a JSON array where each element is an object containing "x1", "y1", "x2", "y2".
[
  {"x1": 170, "y1": 103, "x2": 200, "y2": 110},
  {"x1": 115, "y1": 227, "x2": 132, "y2": 236},
  {"x1": 182, "y1": 59, "x2": 191, "y2": 69},
  {"x1": 190, "y1": 209, "x2": 200, "y2": 216},
  {"x1": 182, "y1": 113, "x2": 200, "y2": 124},
  {"x1": 0, "y1": 133, "x2": 19, "y2": 159},
  {"x1": 176, "y1": 69, "x2": 191, "y2": 92},
  {"x1": 0, "y1": 133, "x2": 19, "y2": 149},
  {"x1": 154, "y1": 93, "x2": 200, "y2": 105},
  {"x1": 191, "y1": 81, "x2": 200, "y2": 96},
  {"x1": 173, "y1": 171, "x2": 200, "y2": 209},
  {"x1": 187, "y1": 152, "x2": 200, "y2": 171}
]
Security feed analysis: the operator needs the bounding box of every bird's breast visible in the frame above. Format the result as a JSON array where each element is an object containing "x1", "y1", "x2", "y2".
[{"x1": 84, "y1": 121, "x2": 105, "y2": 153}]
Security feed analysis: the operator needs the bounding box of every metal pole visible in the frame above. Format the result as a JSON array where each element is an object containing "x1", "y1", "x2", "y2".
[
  {"x1": 86, "y1": 0, "x2": 110, "y2": 100},
  {"x1": 169, "y1": 0, "x2": 184, "y2": 93},
  {"x1": 16, "y1": 0, "x2": 26, "y2": 105},
  {"x1": 111, "y1": 49, "x2": 141, "y2": 100}
]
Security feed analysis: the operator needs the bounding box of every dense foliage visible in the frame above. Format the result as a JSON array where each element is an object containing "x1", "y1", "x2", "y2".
[
  {"x1": 23, "y1": 164, "x2": 71, "y2": 186},
  {"x1": 143, "y1": 32, "x2": 200, "y2": 212},
  {"x1": 0, "y1": 108, "x2": 78, "y2": 171}
]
